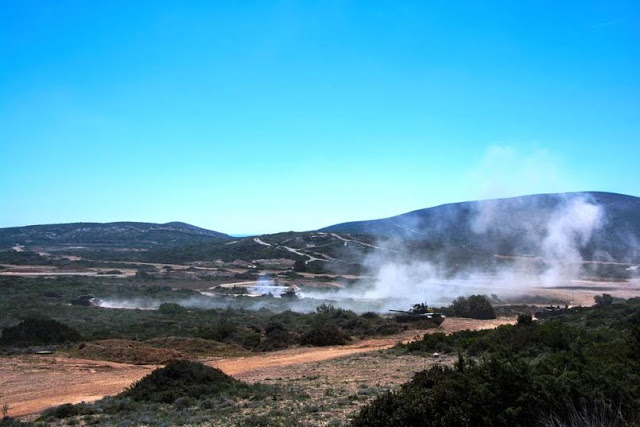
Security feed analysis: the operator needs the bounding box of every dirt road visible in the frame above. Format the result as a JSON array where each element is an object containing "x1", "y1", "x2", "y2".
[
  {"x1": 208, "y1": 317, "x2": 513, "y2": 376},
  {"x1": 2, "y1": 317, "x2": 513, "y2": 418},
  {"x1": 0, "y1": 357, "x2": 157, "y2": 418}
]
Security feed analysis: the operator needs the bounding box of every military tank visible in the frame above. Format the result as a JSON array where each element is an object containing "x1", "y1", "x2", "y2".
[
  {"x1": 71, "y1": 294, "x2": 102, "y2": 307},
  {"x1": 280, "y1": 285, "x2": 299, "y2": 299},
  {"x1": 534, "y1": 304, "x2": 573, "y2": 319},
  {"x1": 390, "y1": 303, "x2": 446, "y2": 325}
]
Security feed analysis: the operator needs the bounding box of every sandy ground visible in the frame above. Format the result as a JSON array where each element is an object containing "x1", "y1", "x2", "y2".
[
  {"x1": 0, "y1": 357, "x2": 157, "y2": 418},
  {"x1": 529, "y1": 278, "x2": 640, "y2": 306},
  {"x1": 1, "y1": 317, "x2": 512, "y2": 419}
]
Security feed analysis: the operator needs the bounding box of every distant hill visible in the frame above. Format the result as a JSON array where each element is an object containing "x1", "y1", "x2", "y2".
[
  {"x1": 0, "y1": 221, "x2": 232, "y2": 250},
  {"x1": 2, "y1": 192, "x2": 638, "y2": 268},
  {"x1": 320, "y1": 192, "x2": 640, "y2": 263},
  {"x1": 144, "y1": 231, "x2": 373, "y2": 274}
]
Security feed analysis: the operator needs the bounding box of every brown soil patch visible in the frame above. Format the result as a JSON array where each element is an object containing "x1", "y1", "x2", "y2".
[{"x1": 0, "y1": 356, "x2": 156, "y2": 418}]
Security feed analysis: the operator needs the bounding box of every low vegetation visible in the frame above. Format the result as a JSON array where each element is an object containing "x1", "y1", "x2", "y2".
[
  {"x1": 442, "y1": 294, "x2": 497, "y2": 319},
  {"x1": 0, "y1": 316, "x2": 82, "y2": 346},
  {"x1": 38, "y1": 360, "x2": 278, "y2": 425},
  {"x1": 122, "y1": 360, "x2": 243, "y2": 403},
  {"x1": 145, "y1": 239, "x2": 305, "y2": 264},
  {"x1": 0, "y1": 277, "x2": 404, "y2": 357},
  {"x1": 353, "y1": 296, "x2": 640, "y2": 426}
]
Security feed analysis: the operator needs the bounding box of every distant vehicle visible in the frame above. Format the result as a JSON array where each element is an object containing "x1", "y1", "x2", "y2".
[
  {"x1": 71, "y1": 294, "x2": 102, "y2": 307},
  {"x1": 534, "y1": 304, "x2": 573, "y2": 319},
  {"x1": 280, "y1": 285, "x2": 299, "y2": 299},
  {"x1": 389, "y1": 303, "x2": 445, "y2": 325}
]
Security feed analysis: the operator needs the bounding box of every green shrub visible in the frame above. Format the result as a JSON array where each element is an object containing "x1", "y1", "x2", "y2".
[
  {"x1": 239, "y1": 330, "x2": 262, "y2": 349},
  {"x1": 300, "y1": 321, "x2": 350, "y2": 346},
  {"x1": 122, "y1": 360, "x2": 240, "y2": 403},
  {"x1": 0, "y1": 418, "x2": 29, "y2": 427},
  {"x1": 199, "y1": 318, "x2": 238, "y2": 342},
  {"x1": 517, "y1": 313, "x2": 533, "y2": 326},
  {"x1": 595, "y1": 293, "x2": 614, "y2": 307},
  {"x1": 0, "y1": 316, "x2": 82, "y2": 346},
  {"x1": 449, "y1": 295, "x2": 497, "y2": 319},
  {"x1": 260, "y1": 322, "x2": 293, "y2": 351},
  {"x1": 353, "y1": 352, "x2": 639, "y2": 427},
  {"x1": 358, "y1": 301, "x2": 640, "y2": 426},
  {"x1": 158, "y1": 303, "x2": 188, "y2": 315}
]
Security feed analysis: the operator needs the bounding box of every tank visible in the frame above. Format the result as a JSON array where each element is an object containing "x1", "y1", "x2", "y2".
[
  {"x1": 534, "y1": 304, "x2": 572, "y2": 319},
  {"x1": 280, "y1": 285, "x2": 299, "y2": 299},
  {"x1": 390, "y1": 303, "x2": 446, "y2": 325},
  {"x1": 71, "y1": 294, "x2": 102, "y2": 307}
]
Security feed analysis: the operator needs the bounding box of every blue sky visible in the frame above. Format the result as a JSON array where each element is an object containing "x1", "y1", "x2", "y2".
[{"x1": 1, "y1": 1, "x2": 638, "y2": 234}]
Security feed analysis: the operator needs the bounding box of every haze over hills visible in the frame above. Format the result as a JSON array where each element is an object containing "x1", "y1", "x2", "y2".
[
  {"x1": 320, "y1": 191, "x2": 640, "y2": 263},
  {"x1": 2, "y1": 192, "x2": 639, "y2": 267},
  {"x1": 0, "y1": 221, "x2": 231, "y2": 250}
]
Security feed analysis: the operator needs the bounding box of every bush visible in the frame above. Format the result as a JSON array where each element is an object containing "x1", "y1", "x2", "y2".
[
  {"x1": 239, "y1": 330, "x2": 261, "y2": 349},
  {"x1": 450, "y1": 295, "x2": 496, "y2": 319},
  {"x1": 199, "y1": 318, "x2": 237, "y2": 342},
  {"x1": 0, "y1": 316, "x2": 82, "y2": 346},
  {"x1": 122, "y1": 360, "x2": 240, "y2": 403},
  {"x1": 353, "y1": 352, "x2": 639, "y2": 427},
  {"x1": 357, "y1": 301, "x2": 640, "y2": 426},
  {"x1": 300, "y1": 321, "x2": 350, "y2": 346},
  {"x1": 594, "y1": 293, "x2": 614, "y2": 307},
  {"x1": 517, "y1": 313, "x2": 533, "y2": 326},
  {"x1": 42, "y1": 403, "x2": 83, "y2": 419},
  {"x1": 158, "y1": 303, "x2": 188, "y2": 315},
  {"x1": 260, "y1": 322, "x2": 293, "y2": 351},
  {"x1": 0, "y1": 417, "x2": 29, "y2": 427},
  {"x1": 298, "y1": 305, "x2": 352, "y2": 346}
]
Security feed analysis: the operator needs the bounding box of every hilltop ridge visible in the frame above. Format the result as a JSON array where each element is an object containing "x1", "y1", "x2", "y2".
[
  {"x1": 320, "y1": 191, "x2": 640, "y2": 262},
  {"x1": 0, "y1": 221, "x2": 231, "y2": 250}
]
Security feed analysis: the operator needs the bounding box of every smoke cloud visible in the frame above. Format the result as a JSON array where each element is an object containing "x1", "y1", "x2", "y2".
[
  {"x1": 305, "y1": 145, "x2": 611, "y2": 310},
  {"x1": 540, "y1": 197, "x2": 604, "y2": 286},
  {"x1": 306, "y1": 194, "x2": 607, "y2": 311}
]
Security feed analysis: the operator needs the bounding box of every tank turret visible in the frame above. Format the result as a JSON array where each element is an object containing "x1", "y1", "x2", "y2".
[
  {"x1": 390, "y1": 302, "x2": 445, "y2": 325},
  {"x1": 280, "y1": 285, "x2": 299, "y2": 299}
]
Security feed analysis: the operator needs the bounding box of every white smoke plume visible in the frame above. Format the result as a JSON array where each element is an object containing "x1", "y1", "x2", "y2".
[
  {"x1": 306, "y1": 143, "x2": 610, "y2": 310},
  {"x1": 540, "y1": 197, "x2": 604, "y2": 286},
  {"x1": 98, "y1": 298, "x2": 160, "y2": 310}
]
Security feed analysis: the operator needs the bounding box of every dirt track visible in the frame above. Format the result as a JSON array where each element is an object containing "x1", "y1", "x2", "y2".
[
  {"x1": 0, "y1": 357, "x2": 157, "y2": 418},
  {"x1": 2, "y1": 317, "x2": 513, "y2": 418},
  {"x1": 208, "y1": 317, "x2": 513, "y2": 377}
]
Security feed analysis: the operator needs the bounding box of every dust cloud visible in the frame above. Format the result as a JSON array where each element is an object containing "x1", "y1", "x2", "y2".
[{"x1": 304, "y1": 193, "x2": 607, "y2": 311}]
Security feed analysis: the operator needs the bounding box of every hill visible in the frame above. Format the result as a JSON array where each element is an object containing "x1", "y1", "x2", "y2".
[
  {"x1": 143, "y1": 231, "x2": 374, "y2": 274},
  {"x1": 0, "y1": 221, "x2": 232, "y2": 250},
  {"x1": 320, "y1": 192, "x2": 640, "y2": 263},
  {"x1": 2, "y1": 192, "x2": 638, "y2": 269}
]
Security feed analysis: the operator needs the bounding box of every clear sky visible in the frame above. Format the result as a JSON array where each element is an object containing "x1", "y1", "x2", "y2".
[{"x1": 1, "y1": 1, "x2": 638, "y2": 234}]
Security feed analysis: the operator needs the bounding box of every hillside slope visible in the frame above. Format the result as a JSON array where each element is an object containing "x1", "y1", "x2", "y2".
[
  {"x1": 320, "y1": 192, "x2": 640, "y2": 262},
  {"x1": 144, "y1": 231, "x2": 375, "y2": 273},
  {"x1": 0, "y1": 221, "x2": 231, "y2": 250}
]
